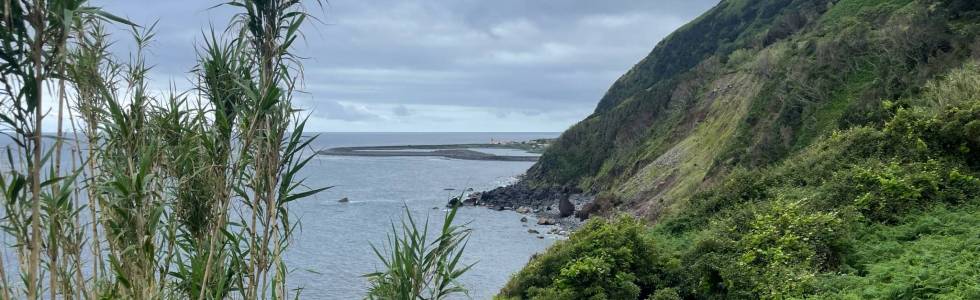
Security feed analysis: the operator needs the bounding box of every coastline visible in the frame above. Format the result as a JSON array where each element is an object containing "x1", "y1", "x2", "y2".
[
  {"x1": 462, "y1": 182, "x2": 596, "y2": 235},
  {"x1": 318, "y1": 143, "x2": 545, "y2": 162}
]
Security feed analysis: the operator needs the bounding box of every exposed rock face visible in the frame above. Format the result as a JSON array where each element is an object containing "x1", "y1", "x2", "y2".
[{"x1": 558, "y1": 195, "x2": 574, "y2": 218}]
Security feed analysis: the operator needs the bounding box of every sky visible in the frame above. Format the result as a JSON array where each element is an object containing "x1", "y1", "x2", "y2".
[{"x1": 99, "y1": 0, "x2": 720, "y2": 132}]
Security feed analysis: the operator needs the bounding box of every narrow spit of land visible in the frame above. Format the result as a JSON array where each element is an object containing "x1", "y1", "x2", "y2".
[{"x1": 318, "y1": 143, "x2": 543, "y2": 161}]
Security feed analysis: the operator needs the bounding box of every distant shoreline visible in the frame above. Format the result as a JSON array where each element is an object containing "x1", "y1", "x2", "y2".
[{"x1": 318, "y1": 143, "x2": 545, "y2": 161}]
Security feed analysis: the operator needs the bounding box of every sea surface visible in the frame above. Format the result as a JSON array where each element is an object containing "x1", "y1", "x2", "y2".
[
  {"x1": 285, "y1": 132, "x2": 561, "y2": 299},
  {"x1": 0, "y1": 132, "x2": 557, "y2": 299}
]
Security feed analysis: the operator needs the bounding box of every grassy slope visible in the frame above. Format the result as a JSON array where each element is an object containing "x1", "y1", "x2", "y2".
[
  {"x1": 526, "y1": 0, "x2": 978, "y2": 221},
  {"x1": 500, "y1": 0, "x2": 980, "y2": 299},
  {"x1": 501, "y1": 61, "x2": 980, "y2": 298}
]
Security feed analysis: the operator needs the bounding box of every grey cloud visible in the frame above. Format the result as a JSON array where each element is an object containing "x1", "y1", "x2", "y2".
[
  {"x1": 315, "y1": 100, "x2": 382, "y2": 122},
  {"x1": 100, "y1": 0, "x2": 720, "y2": 131},
  {"x1": 393, "y1": 105, "x2": 412, "y2": 117}
]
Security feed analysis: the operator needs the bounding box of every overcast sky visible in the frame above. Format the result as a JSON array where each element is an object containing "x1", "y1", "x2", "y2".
[{"x1": 99, "y1": 0, "x2": 719, "y2": 132}]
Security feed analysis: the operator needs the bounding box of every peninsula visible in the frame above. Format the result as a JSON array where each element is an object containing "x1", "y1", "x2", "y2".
[{"x1": 318, "y1": 139, "x2": 553, "y2": 162}]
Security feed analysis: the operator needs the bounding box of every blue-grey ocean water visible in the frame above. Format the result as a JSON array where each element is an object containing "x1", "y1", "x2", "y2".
[
  {"x1": 286, "y1": 132, "x2": 560, "y2": 299},
  {"x1": 0, "y1": 132, "x2": 557, "y2": 299}
]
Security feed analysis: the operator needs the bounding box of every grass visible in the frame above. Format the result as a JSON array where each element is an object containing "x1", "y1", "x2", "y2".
[{"x1": 365, "y1": 205, "x2": 474, "y2": 300}]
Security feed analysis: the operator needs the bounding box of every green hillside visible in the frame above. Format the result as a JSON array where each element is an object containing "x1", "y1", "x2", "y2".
[
  {"x1": 527, "y1": 0, "x2": 979, "y2": 219},
  {"x1": 502, "y1": 0, "x2": 980, "y2": 298}
]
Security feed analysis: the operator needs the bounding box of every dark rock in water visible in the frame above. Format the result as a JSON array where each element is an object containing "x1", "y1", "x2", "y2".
[
  {"x1": 558, "y1": 195, "x2": 575, "y2": 218},
  {"x1": 338, "y1": 197, "x2": 350, "y2": 203},
  {"x1": 462, "y1": 195, "x2": 478, "y2": 205},
  {"x1": 432, "y1": 207, "x2": 440, "y2": 210},
  {"x1": 444, "y1": 188, "x2": 456, "y2": 191},
  {"x1": 466, "y1": 188, "x2": 474, "y2": 191},
  {"x1": 527, "y1": 229, "x2": 539, "y2": 234},
  {"x1": 520, "y1": 216, "x2": 528, "y2": 223},
  {"x1": 495, "y1": 205, "x2": 505, "y2": 211},
  {"x1": 537, "y1": 218, "x2": 556, "y2": 225},
  {"x1": 537, "y1": 236, "x2": 544, "y2": 239},
  {"x1": 446, "y1": 197, "x2": 461, "y2": 208},
  {"x1": 476, "y1": 183, "x2": 595, "y2": 217}
]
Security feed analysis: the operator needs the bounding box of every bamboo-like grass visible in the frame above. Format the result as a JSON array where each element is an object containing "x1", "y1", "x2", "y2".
[
  {"x1": 365, "y1": 204, "x2": 475, "y2": 300},
  {"x1": 0, "y1": 0, "x2": 325, "y2": 299}
]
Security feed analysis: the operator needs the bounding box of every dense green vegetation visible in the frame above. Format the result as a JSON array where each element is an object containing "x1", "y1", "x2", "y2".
[
  {"x1": 505, "y1": 0, "x2": 980, "y2": 298},
  {"x1": 0, "y1": 1, "x2": 323, "y2": 298},
  {"x1": 501, "y1": 62, "x2": 980, "y2": 299},
  {"x1": 526, "y1": 0, "x2": 980, "y2": 218}
]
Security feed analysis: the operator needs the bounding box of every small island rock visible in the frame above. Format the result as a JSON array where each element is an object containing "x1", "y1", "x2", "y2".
[{"x1": 537, "y1": 218, "x2": 556, "y2": 225}]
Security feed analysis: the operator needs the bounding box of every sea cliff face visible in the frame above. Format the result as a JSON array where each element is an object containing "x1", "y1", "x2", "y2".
[{"x1": 518, "y1": 0, "x2": 980, "y2": 221}]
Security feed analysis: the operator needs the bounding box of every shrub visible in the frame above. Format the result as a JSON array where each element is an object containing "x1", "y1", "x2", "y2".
[
  {"x1": 499, "y1": 216, "x2": 664, "y2": 300},
  {"x1": 830, "y1": 160, "x2": 980, "y2": 222},
  {"x1": 648, "y1": 288, "x2": 681, "y2": 300},
  {"x1": 733, "y1": 199, "x2": 845, "y2": 298}
]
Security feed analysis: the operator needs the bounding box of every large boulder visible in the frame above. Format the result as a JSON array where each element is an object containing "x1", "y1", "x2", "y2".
[{"x1": 558, "y1": 195, "x2": 575, "y2": 218}]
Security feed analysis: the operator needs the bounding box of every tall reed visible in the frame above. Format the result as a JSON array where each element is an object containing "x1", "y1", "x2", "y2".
[
  {"x1": 0, "y1": 1, "x2": 324, "y2": 299},
  {"x1": 365, "y1": 204, "x2": 475, "y2": 300}
]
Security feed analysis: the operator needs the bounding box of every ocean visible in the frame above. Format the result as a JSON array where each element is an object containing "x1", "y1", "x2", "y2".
[
  {"x1": 0, "y1": 132, "x2": 558, "y2": 299},
  {"x1": 285, "y1": 132, "x2": 560, "y2": 298}
]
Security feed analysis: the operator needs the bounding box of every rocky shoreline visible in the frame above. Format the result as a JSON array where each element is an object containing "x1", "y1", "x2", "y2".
[{"x1": 452, "y1": 182, "x2": 595, "y2": 235}]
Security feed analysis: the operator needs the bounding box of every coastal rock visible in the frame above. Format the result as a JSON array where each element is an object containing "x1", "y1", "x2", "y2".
[
  {"x1": 520, "y1": 216, "x2": 528, "y2": 223},
  {"x1": 446, "y1": 197, "x2": 461, "y2": 207},
  {"x1": 338, "y1": 197, "x2": 350, "y2": 203},
  {"x1": 558, "y1": 195, "x2": 575, "y2": 218},
  {"x1": 537, "y1": 218, "x2": 556, "y2": 225},
  {"x1": 527, "y1": 229, "x2": 539, "y2": 234},
  {"x1": 516, "y1": 206, "x2": 532, "y2": 214}
]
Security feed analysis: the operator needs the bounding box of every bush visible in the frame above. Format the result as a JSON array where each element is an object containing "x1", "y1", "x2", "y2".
[
  {"x1": 499, "y1": 216, "x2": 664, "y2": 300},
  {"x1": 733, "y1": 199, "x2": 845, "y2": 298},
  {"x1": 648, "y1": 288, "x2": 681, "y2": 300},
  {"x1": 828, "y1": 160, "x2": 980, "y2": 222}
]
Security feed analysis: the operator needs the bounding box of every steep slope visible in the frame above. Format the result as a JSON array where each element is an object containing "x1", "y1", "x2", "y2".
[
  {"x1": 498, "y1": 1, "x2": 980, "y2": 298},
  {"x1": 526, "y1": 0, "x2": 980, "y2": 220}
]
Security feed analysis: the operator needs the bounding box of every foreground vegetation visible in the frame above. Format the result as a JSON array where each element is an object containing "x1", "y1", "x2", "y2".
[
  {"x1": 0, "y1": 0, "x2": 324, "y2": 298},
  {"x1": 499, "y1": 59, "x2": 980, "y2": 300}
]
